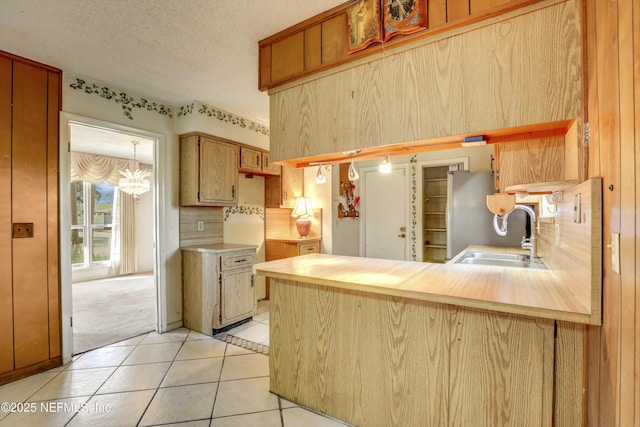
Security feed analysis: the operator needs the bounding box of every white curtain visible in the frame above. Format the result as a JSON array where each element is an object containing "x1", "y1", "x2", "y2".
[
  {"x1": 118, "y1": 192, "x2": 137, "y2": 275},
  {"x1": 70, "y1": 152, "x2": 131, "y2": 185},
  {"x1": 70, "y1": 152, "x2": 137, "y2": 275}
]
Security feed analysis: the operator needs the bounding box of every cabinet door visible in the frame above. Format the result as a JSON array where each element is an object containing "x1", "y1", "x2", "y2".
[
  {"x1": 262, "y1": 152, "x2": 281, "y2": 176},
  {"x1": 199, "y1": 137, "x2": 238, "y2": 205},
  {"x1": 221, "y1": 270, "x2": 256, "y2": 326},
  {"x1": 449, "y1": 308, "x2": 554, "y2": 426},
  {"x1": 239, "y1": 146, "x2": 262, "y2": 173},
  {"x1": 280, "y1": 165, "x2": 304, "y2": 207},
  {"x1": 495, "y1": 137, "x2": 564, "y2": 193}
]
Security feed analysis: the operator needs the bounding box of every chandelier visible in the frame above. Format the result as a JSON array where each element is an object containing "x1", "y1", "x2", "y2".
[{"x1": 119, "y1": 141, "x2": 151, "y2": 198}]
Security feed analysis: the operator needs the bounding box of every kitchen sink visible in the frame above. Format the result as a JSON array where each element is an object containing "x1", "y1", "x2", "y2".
[{"x1": 454, "y1": 251, "x2": 547, "y2": 269}]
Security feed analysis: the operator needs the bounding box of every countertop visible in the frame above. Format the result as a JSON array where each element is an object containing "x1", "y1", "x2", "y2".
[
  {"x1": 253, "y1": 245, "x2": 594, "y2": 324},
  {"x1": 181, "y1": 243, "x2": 258, "y2": 253}
]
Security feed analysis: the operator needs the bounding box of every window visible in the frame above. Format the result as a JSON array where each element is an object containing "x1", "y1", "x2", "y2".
[{"x1": 71, "y1": 180, "x2": 116, "y2": 268}]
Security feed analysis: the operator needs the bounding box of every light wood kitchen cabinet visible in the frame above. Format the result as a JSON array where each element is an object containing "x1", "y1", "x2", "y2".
[
  {"x1": 180, "y1": 133, "x2": 239, "y2": 207},
  {"x1": 493, "y1": 137, "x2": 565, "y2": 193},
  {"x1": 267, "y1": 275, "x2": 583, "y2": 426},
  {"x1": 261, "y1": 152, "x2": 281, "y2": 175},
  {"x1": 449, "y1": 308, "x2": 555, "y2": 426},
  {"x1": 1, "y1": 51, "x2": 61, "y2": 385},
  {"x1": 265, "y1": 164, "x2": 304, "y2": 208},
  {"x1": 239, "y1": 146, "x2": 262, "y2": 173},
  {"x1": 182, "y1": 245, "x2": 257, "y2": 335},
  {"x1": 238, "y1": 146, "x2": 281, "y2": 176},
  {"x1": 265, "y1": 238, "x2": 320, "y2": 299},
  {"x1": 265, "y1": 239, "x2": 320, "y2": 261},
  {"x1": 268, "y1": 1, "x2": 582, "y2": 163}
]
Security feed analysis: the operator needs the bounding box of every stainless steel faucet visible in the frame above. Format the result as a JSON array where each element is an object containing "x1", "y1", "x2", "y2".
[{"x1": 492, "y1": 204, "x2": 537, "y2": 264}]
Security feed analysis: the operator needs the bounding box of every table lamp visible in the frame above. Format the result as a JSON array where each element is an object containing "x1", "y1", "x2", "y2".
[{"x1": 292, "y1": 197, "x2": 314, "y2": 238}]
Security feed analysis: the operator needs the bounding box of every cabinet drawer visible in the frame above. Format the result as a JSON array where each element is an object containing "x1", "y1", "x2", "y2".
[
  {"x1": 239, "y1": 147, "x2": 262, "y2": 172},
  {"x1": 299, "y1": 242, "x2": 320, "y2": 255},
  {"x1": 221, "y1": 250, "x2": 256, "y2": 270}
]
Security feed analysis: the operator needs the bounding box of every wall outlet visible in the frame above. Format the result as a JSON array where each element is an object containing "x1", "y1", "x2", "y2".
[
  {"x1": 554, "y1": 223, "x2": 561, "y2": 246},
  {"x1": 197, "y1": 220, "x2": 204, "y2": 232}
]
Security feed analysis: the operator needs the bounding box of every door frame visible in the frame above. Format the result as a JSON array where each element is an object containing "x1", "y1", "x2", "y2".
[
  {"x1": 358, "y1": 163, "x2": 410, "y2": 260},
  {"x1": 59, "y1": 112, "x2": 165, "y2": 364}
]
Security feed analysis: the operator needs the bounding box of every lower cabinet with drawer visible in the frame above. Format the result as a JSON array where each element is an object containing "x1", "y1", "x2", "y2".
[
  {"x1": 265, "y1": 239, "x2": 320, "y2": 298},
  {"x1": 181, "y1": 244, "x2": 258, "y2": 335}
]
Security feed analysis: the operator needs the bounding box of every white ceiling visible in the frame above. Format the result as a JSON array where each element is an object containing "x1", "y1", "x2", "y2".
[{"x1": 0, "y1": 0, "x2": 345, "y2": 126}]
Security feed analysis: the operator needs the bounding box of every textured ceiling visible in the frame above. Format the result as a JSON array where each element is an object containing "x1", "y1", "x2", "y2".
[{"x1": 0, "y1": 0, "x2": 346, "y2": 126}]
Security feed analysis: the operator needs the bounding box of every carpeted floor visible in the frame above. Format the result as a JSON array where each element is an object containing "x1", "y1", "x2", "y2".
[{"x1": 72, "y1": 273, "x2": 156, "y2": 354}]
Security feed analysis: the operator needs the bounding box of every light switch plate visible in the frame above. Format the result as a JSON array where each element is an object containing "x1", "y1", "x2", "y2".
[
  {"x1": 611, "y1": 232, "x2": 620, "y2": 274},
  {"x1": 197, "y1": 220, "x2": 204, "y2": 232}
]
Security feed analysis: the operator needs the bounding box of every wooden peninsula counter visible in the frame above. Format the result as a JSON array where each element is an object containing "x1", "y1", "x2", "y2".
[{"x1": 254, "y1": 248, "x2": 597, "y2": 426}]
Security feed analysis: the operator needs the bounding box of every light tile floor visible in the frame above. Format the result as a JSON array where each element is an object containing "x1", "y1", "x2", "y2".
[{"x1": 0, "y1": 309, "x2": 351, "y2": 427}]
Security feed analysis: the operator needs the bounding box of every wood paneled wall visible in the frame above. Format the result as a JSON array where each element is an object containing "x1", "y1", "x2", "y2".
[
  {"x1": 0, "y1": 51, "x2": 61, "y2": 385},
  {"x1": 584, "y1": 0, "x2": 639, "y2": 425}
]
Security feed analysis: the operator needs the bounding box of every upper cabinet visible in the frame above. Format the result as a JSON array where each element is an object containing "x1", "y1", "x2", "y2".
[
  {"x1": 239, "y1": 146, "x2": 281, "y2": 176},
  {"x1": 265, "y1": 165, "x2": 304, "y2": 208},
  {"x1": 266, "y1": 0, "x2": 584, "y2": 170},
  {"x1": 259, "y1": 0, "x2": 531, "y2": 91},
  {"x1": 493, "y1": 136, "x2": 568, "y2": 193},
  {"x1": 180, "y1": 133, "x2": 239, "y2": 207}
]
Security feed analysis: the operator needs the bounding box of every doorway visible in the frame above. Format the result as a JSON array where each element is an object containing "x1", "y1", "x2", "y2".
[
  {"x1": 361, "y1": 166, "x2": 409, "y2": 260},
  {"x1": 61, "y1": 117, "x2": 160, "y2": 356}
]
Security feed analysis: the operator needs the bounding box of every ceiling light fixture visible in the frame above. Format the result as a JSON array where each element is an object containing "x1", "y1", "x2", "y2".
[
  {"x1": 119, "y1": 141, "x2": 151, "y2": 199},
  {"x1": 379, "y1": 153, "x2": 391, "y2": 173},
  {"x1": 315, "y1": 164, "x2": 327, "y2": 184}
]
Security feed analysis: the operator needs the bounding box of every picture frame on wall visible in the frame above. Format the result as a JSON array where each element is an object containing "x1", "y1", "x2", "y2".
[
  {"x1": 347, "y1": 0, "x2": 382, "y2": 53},
  {"x1": 382, "y1": 0, "x2": 427, "y2": 41}
]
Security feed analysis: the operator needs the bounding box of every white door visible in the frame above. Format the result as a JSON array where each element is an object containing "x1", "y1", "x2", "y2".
[{"x1": 364, "y1": 167, "x2": 407, "y2": 260}]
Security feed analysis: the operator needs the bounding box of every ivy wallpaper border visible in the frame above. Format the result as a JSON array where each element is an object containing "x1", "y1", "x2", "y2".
[
  {"x1": 410, "y1": 155, "x2": 418, "y2": 261},
  {"x1": 224, "y1": 205, "x2": 265, "y2": 221},
  {"x1": 68, "y1": 78, "x2": 173, "y2": 120},
  {"x1": 192, "y1": 103, "x2": 270, "y2": 136}
]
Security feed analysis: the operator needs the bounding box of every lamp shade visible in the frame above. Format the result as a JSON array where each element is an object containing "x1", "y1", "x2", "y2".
[{"x1": 292, "y1": 197, "x2": 314, "y2": 218}]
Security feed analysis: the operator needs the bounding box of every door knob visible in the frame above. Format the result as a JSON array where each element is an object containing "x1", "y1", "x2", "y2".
[{"x1": 398, "y1": 233, "x2": 406, "y2": 238}]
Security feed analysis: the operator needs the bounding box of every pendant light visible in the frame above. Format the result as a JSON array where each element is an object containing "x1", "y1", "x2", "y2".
[
  {"x1": 119, "y1": 141, "x2": 151, "y2": 199},
  {"x1": 379, "y1": 153, "x2": 391, "y2": 173},
  {"x1": 315, "y1": 164, "x2": 326, "y2": 184},
  {"x1": 348, "y1": 159, "x2": 359, "y2": 181}
]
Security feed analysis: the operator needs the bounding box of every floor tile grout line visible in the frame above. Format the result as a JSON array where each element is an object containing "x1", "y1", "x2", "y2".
[
  {"x1": 133, "y1": 331, "x2": 192, "y2": 427},
  {"x1": 64, "y1": 330, "x2": 186, "y2": 426},
  {"x1": 64, "y1": 343, "x2": 142, "y2": 426}
]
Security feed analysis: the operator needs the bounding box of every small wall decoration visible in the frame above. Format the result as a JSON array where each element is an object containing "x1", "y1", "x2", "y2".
[
  {"x1": 348, "y1": 0, "x2": 382, "y2": 53},
  {"x1": 382, "y1": 0, "x2": 427, "y2": 40},
  {"x1": 347, "y1": 0, "x2": 427, "y2": 53},
  {"x1": 338, "y1": 163, "x2": 360, "y2": 218}
]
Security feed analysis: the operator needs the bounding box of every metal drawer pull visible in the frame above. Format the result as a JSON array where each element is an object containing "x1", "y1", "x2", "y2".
[{"x1": 235, "y1": 258, "x2": 247, "y2": 263}]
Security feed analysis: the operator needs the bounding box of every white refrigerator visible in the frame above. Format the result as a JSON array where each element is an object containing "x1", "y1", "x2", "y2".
[{"x1": 446, "y1": 171, "x2": 526, "y2": 260}]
